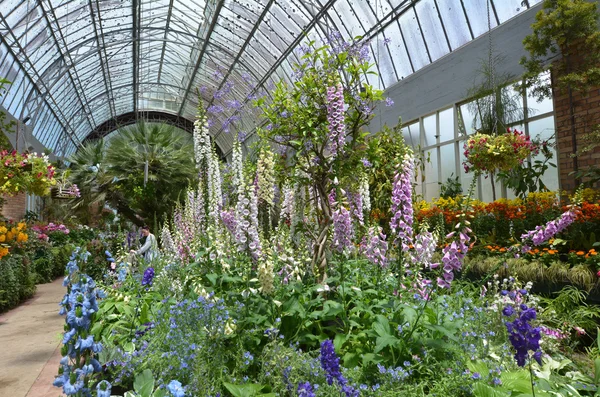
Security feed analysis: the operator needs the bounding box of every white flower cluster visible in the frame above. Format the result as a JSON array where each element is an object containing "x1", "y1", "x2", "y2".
[
  {"x1": 234, "y1": 183, "x2": 262, "y2": 260},
  {"x1": 207, "y1": 149, "x2": 222, "y2": 222},
  {"x1": 257, "y1": 148, "x2": 275, "y2": 206},
  {"x1": 207, "y1": 225, "x2": 231, "y2": 273},
  {"x1": 258, "y1": 249, "x2": 274, "y2": 295},
  {"x1": 193, "y1": 114, "x2": 211, "y2": 168},
  {"x1": 231, "y1": 140, "x2": 244, "y2": 198},
  {"x1": 25, "y1": 152, "x2": 51, "y2": 164},
  {"x1": 160, "y1": 223, "x2": 177, "y2": 257},
  {"x1": 359, "y1": 173, "x2": 370, "y2": 216},
  {"x1": 280, "y1": 184, "x2": 295, "y2": 222}
]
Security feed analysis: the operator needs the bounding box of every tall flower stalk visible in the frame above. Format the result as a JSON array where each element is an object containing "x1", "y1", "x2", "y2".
[
  {"x1": 326, "y1": 83, "x2": 346, "y2": 158},
  {"x1": 54, "y1": 248, "x2": 109, "y2": 396},
  {"x1": 390, "y1": 153, "x2": 415, "y2": 252}
]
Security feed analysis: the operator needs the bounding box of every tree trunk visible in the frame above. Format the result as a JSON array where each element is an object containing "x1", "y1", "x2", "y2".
[{"x1": 312, "y1": 181, "x2": 332, "y2": 282}]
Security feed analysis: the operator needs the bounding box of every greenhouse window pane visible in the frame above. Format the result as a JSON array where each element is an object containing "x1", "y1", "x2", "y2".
[
  {"x1": 528, "y1": 116, "x2": 558, "y2": 192},
  {"x1": 424, "y1": 148, "x2": 439, "y2": 201},
  {"x1": 382, "y1": 23, "x2": 412, "y2": 79},
  {"x1": 494, "y1": 0, "x2": 527, "y2": 23},
  {"x1": 398, "y1": 9, "x2": 430, "y2": 72},
  {"x1": 404, "y1": 122, "x2": 417, "y2": 147},
  {"x1": 461, "y1": 0, "x2": 498, "y2": 39},
  {"x1": 459, "y1": 102, "x2": 478, "y2": 136},
  {"x1": 422, "y1": 114, "x2": 436, "y2": 147},
  {"x1": 415, "y1": 0, "x2": 450, "y2": 61},
  {"x1": 438, "y1": 107, "x2": 454, "y2": 142},
  {"x1": 440, "y1": 143, "x2": 457, "y2": 182},
  {"x1": 434, "y1": 0, "x2": 472, "y2": 49},
  {"x1": 333, "y1": 1, "x2": 363, "y2": 37}
]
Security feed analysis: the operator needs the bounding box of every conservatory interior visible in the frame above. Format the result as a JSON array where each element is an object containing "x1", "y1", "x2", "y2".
[{"x1": 1, "y1": 0, "x2": 600, "y2": 396}]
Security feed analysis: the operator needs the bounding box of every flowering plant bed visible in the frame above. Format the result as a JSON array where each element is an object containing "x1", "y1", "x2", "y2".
[{"x1": 49, "y1": 35, "x2": 600, "y2": 397}]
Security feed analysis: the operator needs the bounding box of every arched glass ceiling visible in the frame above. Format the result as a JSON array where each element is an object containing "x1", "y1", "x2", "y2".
[{"x1": 0, "y1": 0, "x2": 541, "y2": 158}]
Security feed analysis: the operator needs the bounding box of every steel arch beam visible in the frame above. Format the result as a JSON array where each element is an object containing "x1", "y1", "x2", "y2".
[{"x1": 82, "y1": 110, "x2": 224, "y2": 158}]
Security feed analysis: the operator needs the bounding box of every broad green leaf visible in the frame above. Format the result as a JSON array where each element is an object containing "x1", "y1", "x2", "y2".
[
  {"x1": 323, "y1": 300, "x2": 344, "y2": 318},
  {"x1": 152, "y1": 389, "x2": 167, "y2": 397},
  {"x1": 374, "y1": 335, "x2": 399, "y2": 353},
  {"x1": 472, "y1": 383, "x2": 504, "y2": 397},
  {"x1": 223, "y1": 382, "x2": 265, "y2": 397},
  {"x1": 205, "y1": 273, "x2": 219, "y2": 285},
  {"x1": 334, "y1": 333, "x2": 348, "y2": 352},
  {"x1": 373, "y1": 315, "x2": 390, "y2": 336},
  {"x1": 133, "y1": 369, "x2": 154, "y2": 397}
]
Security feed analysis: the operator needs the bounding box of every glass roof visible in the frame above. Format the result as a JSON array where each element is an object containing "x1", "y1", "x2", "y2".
[{"x1": 0, "y1": 0, "x2": 541, "y2": 157}]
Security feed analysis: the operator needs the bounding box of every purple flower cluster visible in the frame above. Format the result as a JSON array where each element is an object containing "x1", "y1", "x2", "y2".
[
  {"x1": 141, "y1": 267, "x2": 155, "y2": 287},
  {"x1": 320, "y1": 340, "x2": 343, "y2": 385},
  {"x1": 504, "y1": 304, "x2": 542, "y2": 367},
  {"x1": 411, "y1": 230, "x2": 438, "y2": 269},
  {"x1": 297, "y1": 382, "x2": 316, "y2": 397},
  {"x1": 437, "y1": 229, "x2": 470, "y2": 289},
  {"x1": 332, "y1": 206, "x2": 354, "y2": 253},
  {"x1": 362, "y1": 226, "x2": 389, "y2": 268},
  {"x1": 348, "y1": 191, "x2": 364, "y2": 225},
  {"x1": 520, "y1": 209, "x2": 577, "y2": 249},
  {"x1": 320, "y1": 340, "x2": 359, "y2": 396},
  {"x1": 390, "y1": 154, "x2": 414, "y2": 251},
  {"x1": 326, "y1": 83, "x2": 346, "y2": 158},
  {"x1": 220, "y1": 209, "x2": 237, "y2": 235}
]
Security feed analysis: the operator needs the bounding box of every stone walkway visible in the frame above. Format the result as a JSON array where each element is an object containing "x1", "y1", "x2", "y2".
[{"x1": 0, "y1": 278, "x2": 66, "y2": 397}]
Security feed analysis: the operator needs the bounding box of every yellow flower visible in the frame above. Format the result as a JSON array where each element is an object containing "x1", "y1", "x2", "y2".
[{"x1": 0, "y1": 226, "x2": 7, "y2": 234}]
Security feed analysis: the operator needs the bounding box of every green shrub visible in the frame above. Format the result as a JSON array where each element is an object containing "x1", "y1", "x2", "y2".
[{"x1": 0, "y1": 254, "x2": 36, "y2": 312}]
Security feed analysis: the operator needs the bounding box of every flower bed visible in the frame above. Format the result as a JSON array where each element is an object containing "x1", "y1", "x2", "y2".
[{"x1": 49, "y1": 35, "x2": 600, "y2": 397}]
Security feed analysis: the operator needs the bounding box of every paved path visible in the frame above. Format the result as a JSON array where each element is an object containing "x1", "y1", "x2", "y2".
[{"x1": 0, "y1": 278, "x2": 66, "y2": 397}]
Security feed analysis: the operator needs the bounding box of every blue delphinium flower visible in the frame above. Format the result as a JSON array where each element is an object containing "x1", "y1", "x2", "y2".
[
  {"x1": 167, "y1": 380, "x2": 186, "y2": 397},
  {"x1": 142, "y1": 267, "x2": 155, "y2": 287},
  {"x1": 502, "y1": 306, "x2": 514, "y2": 317},
  {"x1": 320, "y1": 340, "x2": 360, "y2": 396},
  {"x1": 504, "y1": 304, "x2": 542, "y2": 367},
  {"x1": 297, "y1": 382, "x2": 316, "y2": 397},
  {"x1": 320, "y1": 340, "x2": 344, "y2": 386}
]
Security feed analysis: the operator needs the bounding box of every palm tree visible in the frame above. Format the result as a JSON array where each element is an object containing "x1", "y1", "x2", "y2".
[{"x1": 69, "y1": 122, "x2": 197, "y2": 225}]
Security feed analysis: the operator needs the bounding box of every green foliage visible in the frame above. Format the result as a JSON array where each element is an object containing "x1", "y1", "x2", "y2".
[
  {"x1": 254, "y1": 37, "x2": 385, "y2": 275},
  {"x1": 0, "y1": 254, "x2": 36, "y2": 312},
  {"x1": 540, "y1": 286, "x2": 600, "y2": 339},
  {"x1": 122, "y1": 370, "x2": 167, "y2": 397},
  {"x1": 69, "y1": 122, "x2": 197, "y2": 225},
  {"x1": 518, "y1": 0, "x2": 600, "y2": 101},
  {"x1": 496, "y1": 136, "x2": 557, "y2": 199},
  {"x1": 367, "y1": 122, "x2": 411, "y2": 230},
  {"x1": 570, "y1": 125, "x2": 600, "y2": 187},
  {"x1": 439, "y1": 174, "x2": 463, "y2": 199}
]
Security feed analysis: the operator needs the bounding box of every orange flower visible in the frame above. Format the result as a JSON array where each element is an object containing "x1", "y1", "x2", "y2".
[
  {"x1": 576, "y1": 251, "x2": 585, "y2": 256},
  {"x1": 499, "y1": 248, "x2": 506, "y2": 252}
]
